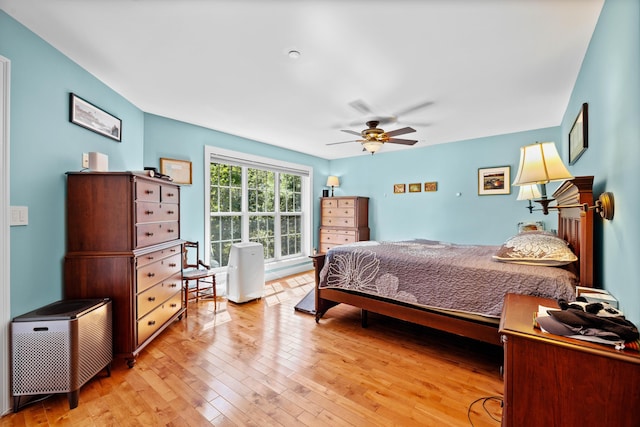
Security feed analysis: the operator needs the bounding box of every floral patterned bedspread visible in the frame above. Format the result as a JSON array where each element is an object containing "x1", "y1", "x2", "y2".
[{"x1": 319, "y1": 240, "x2": 577, "y2": 318}]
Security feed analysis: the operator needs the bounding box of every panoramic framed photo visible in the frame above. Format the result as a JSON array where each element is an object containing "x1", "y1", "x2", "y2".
[
  {"x1": 69, "y1": 93, "x2": 122, "y2": 141},
  {"x1": 569, "y1": 102, "x2": 588, "y2": 165},
  {"x1": 478, "y1": 166, "x2": 510, "y2": 195}
]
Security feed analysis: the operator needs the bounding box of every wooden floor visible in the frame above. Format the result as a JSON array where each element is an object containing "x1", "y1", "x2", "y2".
[{"x1": 1, "y1": 271, "x2": 504, "y2": 426}]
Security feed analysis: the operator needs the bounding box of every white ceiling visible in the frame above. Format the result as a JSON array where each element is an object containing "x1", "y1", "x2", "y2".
[{"x1": 1, "y1": 0, "x2": 604, "y2": 159}]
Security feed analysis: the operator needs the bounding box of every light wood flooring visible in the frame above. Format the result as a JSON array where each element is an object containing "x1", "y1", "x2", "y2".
[{"x1": 1, "y1": 271, "x2": 504, "y2": 426}]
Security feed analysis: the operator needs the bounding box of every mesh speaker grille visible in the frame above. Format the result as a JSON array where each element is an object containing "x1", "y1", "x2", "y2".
[
  {"x1": 77, "y1": 303, "x2": 113, "y2": 388},
  {"x1": 12, "y1": 330, "x2": 71, "y2": 394}
]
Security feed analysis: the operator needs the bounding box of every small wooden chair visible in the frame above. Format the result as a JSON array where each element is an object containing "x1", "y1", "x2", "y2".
[{"x1": 182, "y1": 241, "x2": 216, "y2": 316}]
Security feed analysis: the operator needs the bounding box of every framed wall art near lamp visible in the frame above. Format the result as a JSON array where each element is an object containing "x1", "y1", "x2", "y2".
[
  {"x1": 478, "y1": 166, "x2": 510, "y2": 195},
  {"x1": 69, "y1": 93, "x2": 122, "y2": 142},
  {"x1": 569, "y1": 103, "x2": 588, "y2": 165}
]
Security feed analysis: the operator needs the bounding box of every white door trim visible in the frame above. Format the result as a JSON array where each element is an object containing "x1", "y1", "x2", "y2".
[{"x1": 0, "y1": 55, "x2": 11, "y2": 415}]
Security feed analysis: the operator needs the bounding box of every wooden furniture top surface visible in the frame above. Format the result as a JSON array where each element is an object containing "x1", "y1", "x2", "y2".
[{"x1": 499, "y1": 293, "x2": 640, "y2": 364}]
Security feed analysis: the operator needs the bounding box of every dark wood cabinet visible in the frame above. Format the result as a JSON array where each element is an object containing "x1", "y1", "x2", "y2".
[
  {"x1": 319, "y1": 196, "x2": 369, "y2": 253},
  {"x1": 499, "y1": 293, "x2": 640, "y2": 427},
  {"x1": 64, "y1": 172, "x2": 185, "y2": 367}
]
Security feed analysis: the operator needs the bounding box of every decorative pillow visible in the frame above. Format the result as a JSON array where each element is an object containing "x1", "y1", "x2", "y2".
[{"x1": 493, "y1": 231, "x2": 577, "y2": 266}]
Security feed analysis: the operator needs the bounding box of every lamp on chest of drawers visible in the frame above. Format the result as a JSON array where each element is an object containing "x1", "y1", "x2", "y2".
[{"x1": 326, "y1": 176, "x2": 340, "y2": 197}]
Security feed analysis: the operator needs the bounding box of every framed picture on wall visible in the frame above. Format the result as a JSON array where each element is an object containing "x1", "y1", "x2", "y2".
[
  {"x1": 69, "y1": 93, "x2": 122, "y2": 142},
  {"x1": 393, "y1": 184, "x2": 406, "y2": 194},
  {"x1": 569, "y1": 103, "x2": 588, "y2": 165},
  {"x1": 478, "y1": 166, "x2": 510, "y2": 195},
  {"x1": 160, "y1": 158, "x2": 192, "y2": 185}
]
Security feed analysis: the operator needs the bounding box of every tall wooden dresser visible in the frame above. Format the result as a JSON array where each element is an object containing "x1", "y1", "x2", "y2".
[
  {"x1": 319, "y1": 196, "x2": 369, "y2": 253},
  {"x1": 64, "y1": 172, "x2": 185, "y2": 367}
]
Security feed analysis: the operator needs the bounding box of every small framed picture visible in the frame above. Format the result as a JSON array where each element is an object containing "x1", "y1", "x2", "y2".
[
  {"x1": 518, "y1": 221, "x2": 544, "y2": 233},
  {"x1": 393, "y1": 184, "x2": 406, "y2": 194},
  {"x1": 69, "y1": 93, "x2": 122, "y2": 142},
  {"x1": 569, "y1": 103, "x2": 588, "y2": 165},
  {"x1": 409, "y1": 183, "x2": 421, "y2": 193},
  {"x1": 424, "y1": 182, "x2": 437, "y2": 192},
  {"x1": 478, "y1": 166, "x2": 510, "y2": 196},
  {"x1": 160, "y1": 158, "x2": 192, "y2": 185}
]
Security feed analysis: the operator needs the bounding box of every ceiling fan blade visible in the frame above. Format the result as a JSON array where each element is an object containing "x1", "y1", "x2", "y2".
[
  {"x1": 387, "y1": 138, "x2": 418, "y2": 145},
  {"x1": 326, "y1": 139, "x2": 360, "y2": 146},
  {"x1": 393, "y1": 101, "x2": 434, "y2": 117},
  {"x1": 385, "y1": 127, "x2": 416, "y2": 137},
  {"x1": 348, "y1": 99, "x2": 375, "y2": 115},
  {"x1": 341, "y1": 129, "x2": 361, "y2": 136}
]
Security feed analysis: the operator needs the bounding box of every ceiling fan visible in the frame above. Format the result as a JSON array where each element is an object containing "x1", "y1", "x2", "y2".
[{"x1": 327, "y1": 120, "x2": 417, "y2": 154}]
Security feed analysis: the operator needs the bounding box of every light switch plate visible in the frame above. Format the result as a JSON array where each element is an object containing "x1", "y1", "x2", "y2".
[
  {"x1": 10, "y1": 206, "x2": 28, "y2": 226},
  {"x1": 82, "y1": 152, "x2": 89, "y2": 169}
]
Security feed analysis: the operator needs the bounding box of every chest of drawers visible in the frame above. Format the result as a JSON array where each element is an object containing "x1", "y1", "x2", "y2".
[
  {"x1": 64, "y1": 172, "x2": 185, "y2": 367},
  {"x1": 319, "y1": 196, "x2": 369, "y2": 253}
]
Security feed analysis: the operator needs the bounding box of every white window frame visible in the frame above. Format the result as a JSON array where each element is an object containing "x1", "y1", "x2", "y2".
[{"x1": 204, "y1": 146, "x2": 313, "y2": 272}]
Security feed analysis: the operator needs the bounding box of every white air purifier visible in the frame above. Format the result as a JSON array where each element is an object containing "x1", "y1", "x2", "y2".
[{"x1": 227, "y1": 242, "x2": 265, "y2": 303}]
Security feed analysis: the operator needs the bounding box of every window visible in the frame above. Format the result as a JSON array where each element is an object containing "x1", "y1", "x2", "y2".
[{"x1": 205, "y1": 147, "x2": 312, "y2": 269}]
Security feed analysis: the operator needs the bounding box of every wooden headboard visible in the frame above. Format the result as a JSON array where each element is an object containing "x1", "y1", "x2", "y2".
[{"x1": 553, "y1": 176, "x2": 594, "y2": 288}]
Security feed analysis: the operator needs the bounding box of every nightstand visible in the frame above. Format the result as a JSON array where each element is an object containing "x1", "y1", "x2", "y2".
[{"x1": 499, "y1": 293, "x2": 640, "y2": 427}]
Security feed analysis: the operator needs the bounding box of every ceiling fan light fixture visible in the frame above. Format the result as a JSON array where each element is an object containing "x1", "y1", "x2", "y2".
[
  {"x1": 287, "y1": 50, "x2": 301, "y2": 59},
  {"x1": 362, "y1": 140, "x2": 383, "y2": 154}
]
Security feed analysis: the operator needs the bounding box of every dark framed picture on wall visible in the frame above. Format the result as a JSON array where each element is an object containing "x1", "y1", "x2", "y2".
[
  {"x1": 69, "y1": 93, "x2": 122, "y2": 142},
  {"x1": 569, "y1": 103, "x2": 588, "y2": 165},
  {"x1": 478, "y1": 166, "x2": 510, "y2": 195}
]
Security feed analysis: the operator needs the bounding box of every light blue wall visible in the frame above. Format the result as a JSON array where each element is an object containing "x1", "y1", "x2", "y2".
[
  {"x1": 1, "y1": 11, "x2": 145, "y2": 317},
  {"x1": 143, "y1": 113, "x2": 330, "y2": 245},
  {"x1": 330, "y1": 127, "x2": 558, "y2": 246},
  {"x1": 559, "y1": 0, "x2": 639, "y2": 323}
]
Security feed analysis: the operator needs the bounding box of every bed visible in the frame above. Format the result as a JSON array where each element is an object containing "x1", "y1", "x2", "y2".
[{"x1": 311, "y1": 176, "x2": 595, "y2": 345}]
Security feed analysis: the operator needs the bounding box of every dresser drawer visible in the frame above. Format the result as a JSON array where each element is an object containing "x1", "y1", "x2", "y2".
[
  {"x1": 161, "y1": 185, "x2": 180, "y2": 203},
  {"x1": 137, "y1": 252, "x2": 182, "y2": 293},
  {"x1": 136, "y1": 202, "x2": 179, "y2": 224},
  {"x1": 137, "y1": 292, "x2": 182, "y2": 346},
  {"x1": 136, "y1": 180, "x2": 161, "y2": 203},
  {"x1": 321, "y1": 215, "x2": 355, "y2": 227},
  {"x1": 322, "y1": 206, "x2": 355, "y2": 219},
  {"x1": 136, "y1": 222, "x2": 180, "y2": 248},
  {"x1": 320, "y1": 229, "x2": 356, "y2": 244},
  {"x1": 137, "y1": 272, "x2": 182, "y2": 319},
  {"x1": 137, "y1": 244, "x2": 182, "y2": 268}
]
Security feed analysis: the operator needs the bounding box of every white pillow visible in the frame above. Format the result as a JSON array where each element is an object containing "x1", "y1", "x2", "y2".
[{"x1": 493, "y1": 231, "x2": 577, "y2": 266}]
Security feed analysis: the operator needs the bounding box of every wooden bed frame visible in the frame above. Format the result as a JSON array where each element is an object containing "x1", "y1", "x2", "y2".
[{"x1": 311, "y1": 176, "x2": 595, "y2": 345}]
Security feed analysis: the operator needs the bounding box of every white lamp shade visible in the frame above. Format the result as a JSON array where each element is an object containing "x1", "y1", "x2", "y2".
[
  {"x1": 362, "y1": 141, "x2": 383, "y2": 154},
  {"x1": 516, "y1": 184, "x2": 542, "y2": 201},
  {"x1": 513, "y1": 142, "x2": 573, "y2": 186},
  {"x1": 326, "y1": 176, "x2": 340, "y2": 187}
]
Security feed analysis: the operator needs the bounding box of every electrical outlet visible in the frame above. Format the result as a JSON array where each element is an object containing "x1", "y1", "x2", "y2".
[{"x1": 82, "y1": 152, "x2": 89, "y2": 169}]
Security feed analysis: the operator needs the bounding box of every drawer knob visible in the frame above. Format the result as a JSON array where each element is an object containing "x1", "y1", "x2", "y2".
[
  {"x1": 167, "y1": 210, "x2": 175, "y2": 214},
  {"x1": 145, "y1": 210, "x2": 154, "y2": 215},
  {"x1": 170, "y1": 303, "x2": 177, "y2": 308},
  {"x1": 147, "y1": 256, "x2": 154, "y2": 260},
  {"x1": 167, "y1": 229, "x2": 175, "y2": 233},
  {"x1": 169, "y1": 263, "x2": 177, "y2": 267},
  {"x1": 147, "y1": 272, "x2": 155, "y2": 278},
  {"x1": 169, "y1": 283, "x2": 177, "y2": 288},
  {"x1": 146, "y1": 232, "x2": 154, "y2": 237},
  {"x1": 148, "y1": 296, "x2": 156, "y2": 302},
  {"x1": 146, "y1": 190, "x2": 154, "y2": 195},
  {"x1": 148, "y1": 320, "x2": 156, "y2": 326},
  {"x1": 167, "y1": 192, "x2": 174, "y2": 197}
]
